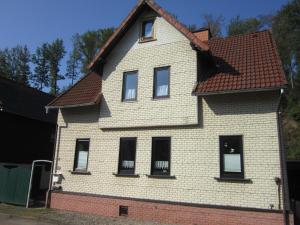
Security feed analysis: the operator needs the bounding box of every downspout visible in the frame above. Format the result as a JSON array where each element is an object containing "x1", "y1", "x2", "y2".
[
  {"x1": 45, "y1": 124, "x2": 58, "y2": 208},
  {"x1": 277, "y1": 88, "x2": 291, "y2": 225}
]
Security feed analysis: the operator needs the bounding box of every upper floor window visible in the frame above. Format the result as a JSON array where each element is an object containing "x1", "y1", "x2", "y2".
[
  {"x1": 219, "y1": 135, "x2": 244, "y2": 179},
  {"x1": 151, "y1": 137, "x2": 171, "y2": 176},
  {"x1": 73, "y1": 139, "x2": 90, "y2": 171},
  {"x1": 141, "y1": 19, "x2": 154, "y2": 40},
  {"x1": 118, "y1": 138, "x2": 137, "y2": 175},
  {"x1": 122, "y1": 71, "x2": 138, "y2": 101},
  {"x1": 153, "y1": 67, "x2": 170, "y2": 98}
]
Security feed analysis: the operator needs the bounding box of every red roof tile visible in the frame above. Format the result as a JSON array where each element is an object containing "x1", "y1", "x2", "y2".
[
  {"x1": 195, "y1": 30, "x2": 287, "y2": 95},
  {"x1": 47, "y1": 72, "x2": 101, "y2": 108}
]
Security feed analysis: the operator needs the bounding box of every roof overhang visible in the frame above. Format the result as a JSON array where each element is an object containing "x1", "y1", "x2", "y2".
[
  {"x1": 45, "y1": 101, "x2": 98, "y2": 113},
  {"x1": 193, "y1": 86, "x2": 287, "y2": 96}
]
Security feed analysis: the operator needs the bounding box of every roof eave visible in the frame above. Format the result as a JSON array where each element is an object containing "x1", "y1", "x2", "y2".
[
  {"x1": 46, "y1": 92, "x2": 102, "y2": 113},
  {"x1": 193, "y1": 86, "x2": 287, "y2": 96},
  {"x1": 45, "y1": 101, "x2": 98, "y2": 113}
]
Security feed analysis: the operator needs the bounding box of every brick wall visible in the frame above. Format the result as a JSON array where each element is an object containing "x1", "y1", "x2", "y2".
[
  {"x1": 51, "y1": 192, "x2": 285, "y2": 225},
  {"x1": 53, "y1": 91, "x2": 282, "y2": 210}
]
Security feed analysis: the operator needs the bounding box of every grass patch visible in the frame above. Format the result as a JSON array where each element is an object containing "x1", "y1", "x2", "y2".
[{"x1": 0, "y1": 203, "x2": 54, "y2": 219}]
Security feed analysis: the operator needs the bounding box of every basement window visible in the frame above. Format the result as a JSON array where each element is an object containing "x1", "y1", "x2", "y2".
[
  {"x1": 151, "y1": 137, "x2": 171, "y2": 176},
  {"x1": 119, "y1": 206, "x2": 128, "y2": 216},
  {"x1": 220, "y1": 135, "x2": 244, "y2": 179},
  {"x1": 73, "y1": 139, "x2": 90, "y2": 172}
]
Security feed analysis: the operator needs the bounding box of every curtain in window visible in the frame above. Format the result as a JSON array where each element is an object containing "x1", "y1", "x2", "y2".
[
  {"x1": 121, "y1": 160, "x2": 134, "y2": 169},
  {"x1": 224, "y1": 154, "x2": 241, "y2": 172},
  {"x1": 125, "y1": 89, "x2": 136, "y2": 99},
  {"x1": 157, "y1": 85, "x2": 168, "y2": 96},
  {"x1": 77, "y1": 151, "x2": 88, "y2": 169},
  {"x1": 155, "y1": 161, "x2": 169, "y2": 169}
]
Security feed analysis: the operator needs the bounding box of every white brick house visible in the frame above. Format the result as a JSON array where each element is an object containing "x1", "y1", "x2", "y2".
[{"x1": 47, "y1": 1, "x2": 291, "y2": 225}]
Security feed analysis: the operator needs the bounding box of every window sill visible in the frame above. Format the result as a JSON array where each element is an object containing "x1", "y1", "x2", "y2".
[
  {"x1": 113, "y1": 173, "x2": 140, "y2": 178},
  {"x1": 122, "y1": 99, "x2": 137, "y2": 103},
  {"x1": 146, "y1": 175, "x2": 176, "y2": 179},
  {"x1": 139, "y1": 38, "x2": 157, "y2": 43},
  {"x1": 214, "y1": 177, "x2": 252, "y2": 183},
  {"x1": 69, "y1": 170, "x2": 91, "y2": 175},
  {"x1": 152, "y1": 96, "x2": 170, "y2": 101}
]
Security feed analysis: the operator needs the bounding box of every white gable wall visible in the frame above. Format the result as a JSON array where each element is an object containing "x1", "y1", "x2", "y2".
[{"x1": 99, "y1": 10, "x2": 198, "y2": 128}]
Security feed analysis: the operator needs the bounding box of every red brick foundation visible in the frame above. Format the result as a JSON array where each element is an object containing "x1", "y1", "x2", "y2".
[{"x1": 50, "y1": 191, "x2": 285, "y2": 225}]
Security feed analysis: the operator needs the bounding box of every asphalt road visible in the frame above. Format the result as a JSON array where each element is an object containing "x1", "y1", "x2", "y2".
[{"x1": 0, "y1": 214, "x2": 54, "y2": 225}]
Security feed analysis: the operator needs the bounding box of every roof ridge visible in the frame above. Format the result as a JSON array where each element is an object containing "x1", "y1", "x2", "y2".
[
  {"x1": 209, "y1": 29, "x2": 271, "y2": 42},
  {"x1": 0, "y1": 76, "x2": 55, "y2": 97}
]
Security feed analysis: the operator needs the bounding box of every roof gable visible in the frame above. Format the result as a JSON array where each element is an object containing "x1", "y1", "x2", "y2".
[{"x1": 88, "y1": 0, "x2": 209, "y2": 70}]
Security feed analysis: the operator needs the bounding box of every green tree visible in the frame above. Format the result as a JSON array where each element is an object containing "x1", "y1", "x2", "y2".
[
  {"x1": 202, "y1": 14, "x2": 223, "y2": 37},
  {"x1": 227, "y1": 14, "x2": 273, "y2": 37},
  {"x1": 0, "y1": 50, "x2": 11, "y2": 78},
  {"x1": 45, "y1": 39, "x2": 66, "y2": 95},
  {"x1": 31, "y1": 44, "x2": 49, "y2": 90},
  {"x1": 272, "y1": 0, "x2": 300, "y2": 159},
  {"x1": 0, "y1": 46, "x2": 31, "y2": 85},
  {"x1": 66, "y1": 48, "x2": 81, "y2": 85},
  {"x1": 69, "y1": 28, "x2": 114, "y2": 74}
]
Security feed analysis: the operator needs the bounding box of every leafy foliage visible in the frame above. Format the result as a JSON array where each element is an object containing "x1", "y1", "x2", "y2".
[
  {"x1": 68, "y1": 28, "x2": 114, "y2": 75},
  {"x1": 0, "y1": 46, "x2": 31, "y2": 85},
  {"x1": 227, "y1": 15, "x2": 271, "y2": 36},
  {"x1": 271, "y1": 0, "x2": 300, "y2": 159}
]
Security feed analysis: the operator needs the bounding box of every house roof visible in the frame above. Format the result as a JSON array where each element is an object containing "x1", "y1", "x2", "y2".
[
  {"x1": 46, "y1": 72, "x2": 102, "y2": 109},
  {"x1": 88, "y1": 0, "x2": 209, "y2": 70},
  {"x1": 194, "y1": 30, "x2": 287, "y2": 95},
  {"x1": 0, "y1": 76, "x2": 57, "y2": 123}
]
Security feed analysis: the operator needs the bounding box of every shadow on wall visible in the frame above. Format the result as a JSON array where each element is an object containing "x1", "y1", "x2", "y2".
[
  {"x1": 99, "y1": 96, "x2": 112, "y2": 119},
  {"x1": 61, "y1": 105, "x2": 101, "y2": 124},
  {"x1": 204, "y1": 91, "x2": 279, "y2": 116},
  {"x1": 102, "y1": 10, "x2": 159, "y2": 81}
]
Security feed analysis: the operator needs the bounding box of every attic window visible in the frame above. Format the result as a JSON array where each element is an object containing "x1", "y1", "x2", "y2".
[{"x1": 140, "y1": 19, "x2": 155, "y2": 41}]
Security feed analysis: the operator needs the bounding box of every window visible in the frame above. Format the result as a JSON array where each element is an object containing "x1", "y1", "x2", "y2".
[
  {"x1": 122, "y1": 71, "x2": 138, "y2": 101},
  {"x1": 73, "y1": 139, "x2": 90, "y2": 171},
  {"x1": 219, "y1": 136, "x2": 244, "y2": 178},
  {"x1": 151, "y1": 137, "x2": 171, "y2": 175},
  {"x1": 153, "y1": 67, "x2": 170, "y2": 98},
  {"x1": 141, "y1": 19, "x2": 154, "y2": 40},
  {"x1": 118, "y1": 138, "x2": 137, "y2": 174}
]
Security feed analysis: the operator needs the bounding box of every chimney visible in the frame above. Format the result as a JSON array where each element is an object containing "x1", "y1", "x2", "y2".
[{"x1": 193, "y1": 28, "x2": 211, "y2": 41}]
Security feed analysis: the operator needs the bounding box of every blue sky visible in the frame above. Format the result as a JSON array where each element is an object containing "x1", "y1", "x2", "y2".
[{"x1": 0, "y1": 0, "x2": 288, "y2": 90}]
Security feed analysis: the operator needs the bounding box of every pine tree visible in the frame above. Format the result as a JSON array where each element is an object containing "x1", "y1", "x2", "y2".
[
  {"x1": 31, "y1": 44, "x2": 49, "y2": 90},
  {"x1": 45, "y1": 39, "x2": 66, "y2": 95}
]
